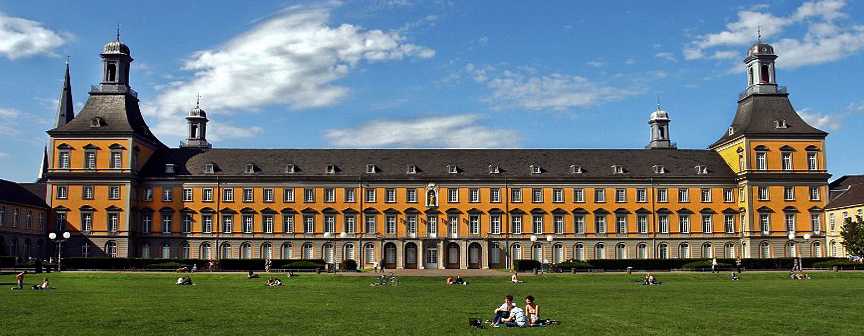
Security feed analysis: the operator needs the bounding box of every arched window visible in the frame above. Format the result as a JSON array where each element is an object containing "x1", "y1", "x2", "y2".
[
  {"x1": 161, "y1": 243, "x2": 171, "y2": 259},
  {"x1": 532, "y1": 243, "x2": 543, "y2": 262},
  {"x1": 261, "y1": 243, "x2": 273, "y2": 260},
  {"x1": 760, "y1": 64, "x2": 770, "y2": 83},
  {"x1": 760, "y1": 241, "x2": 770, "y2": 258},
  {"x1": 344, "y1": 243, "x2": 355, "y2": 261},
  {"x1": 511, "y1": 244, "x2": 522, "y2": 260},
  {"x1": 240, "y1": 242, "x2": 252, "y2": 259},
  {"x1": 812, "y1": 242, "x2": 822, "y2": 257},
  {"x1": 106, "y1": 241, "x2": 117, "y2": 258},
  {"x1": 616, "y1": 243, "x2": 626, "y2": 259},
  {"x1": 702, "y1": 243, "x2": 712, "y2": 258},
  {"x1": 679, "y1": 243, "x2": 690, "y2": 258},
  {"x1": 303, "y1": 243, "x2": 314, "y2": 259},
  {"x1": 23, "y1": 239, "x2": 31, "y2": 259},
  {"x1": 221, "y1": 243, "x2": 232, "y2": 259},
  {"x1": 830, "y1": 240, "x2": 837, "y2": 257},
  {"x1": 725, "y1": 243, "x2": 735, "y2": 258},
  {"x1": 787, "y1": 241, "x2": 796, "y2": 258},
  {"x1": 659, "y1": 243, "x2": 668, "y2": 259},
  {"x1": 637, "y1": 243, "x2": 647, "y2": 259},
  {"x1": 141, "y1": 244, "x2": 151, "y2": 258},
  {"x1": 574, "y1": 244, "x2": 585, "y2": 261},
  {"x1": 323, "y1": 243, "x2": 334, "y2": 263},
  {"x1": 553, "y1": 244, "x2": 563, "y2": 264},
  {"x1": 364, "y1": 243, "x2": 374, "y2": 263},
  {"x1": 200, "y1": 242, "x2": 211, "y2": 260},
  {"x1": 281, "y1": 243, "x2": 293, "y2": 259},
  {"x1": 107, "y1": 63, "x2": 117, "y2": 82},
  {"x1": 181, "y1": 243, "x2": 191, "y2": 259},
  {"x1": 491, "y1": 242, "x2": 501, "y2": 264},
  {"x1": 10, "y1": 238, "x2": 17, "y2": 257},
  {"x1": 595, "y1": 243, "x2": 606, "y2": 259}
]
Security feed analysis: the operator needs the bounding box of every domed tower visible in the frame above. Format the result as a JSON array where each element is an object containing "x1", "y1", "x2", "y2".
[
  {"x1": 99, "y1": 30, "x2": 133, "y2": 91},
  {"x1": 647, "y1": 101, "x2": 675, "y2": 149},
  {"x1": 744, "y1": 35, "x2": 779, "y2": 94},
  {"x1": 180, "y1": 97, "x2": 212, "y2": 149}
]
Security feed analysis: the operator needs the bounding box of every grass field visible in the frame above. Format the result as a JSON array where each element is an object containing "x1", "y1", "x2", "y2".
[{"x1": 2, "y1": 271, "x2": 863, "y2": 335}]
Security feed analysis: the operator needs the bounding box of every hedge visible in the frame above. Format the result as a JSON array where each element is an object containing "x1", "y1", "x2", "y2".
[
  {"x1": 557, "y1": 261, "x2": 593, "y2": 270},
  {"x1": 0, "y1": 256, "x2": 15, "y2": 268},
  {"x1": 59, "y1": 257, "x2": 325, "y2": 270},
  {"x1": 812, "y1": 259, "x2": 864, "y2": 269},
  {"x1": 680, "y1": 260, "x2": 732, "y2": 270},
  {"x1": 582, "y1": 257, "x2": 844, "y2": 271},
  {"x1": 513, "y1": 259, "x2": 541, "y2": 271},
  {"x1": 341, "y1": 259, "x2": 358, "y2": 271}
]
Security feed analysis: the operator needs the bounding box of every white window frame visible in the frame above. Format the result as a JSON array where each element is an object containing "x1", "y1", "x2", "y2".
[
  {"x1": 345, "y1": 188, "x2": 356, "y2": 202},
  {"x1": 202, "y1": 214, "x2": 213, "y2": 234},
  {"x1": 595, "y1": 189, "x2": 606, "y2": 202},
  {"x1": 448, "y1": 188, "x2": 459, "y2": 203},
  {"x1": 511, "y1": 188, "x2": 522, "y2": 203},
  {"x1": 532, "y1": 215, "x2": 543, "y2": 234},
  {"x1": 386, "y1": 188, "x2": 396, "y2": 203},
  {"x1": 512, "y1": 215, "x2": 523, "y2": 234},
  {"x1": 110, "y1": 186, "x2": 121, "y2": 200},
  {"x1": 809, "y1": 187, "x2": 820, "y2": 201},
  {"x1": 657, "y1": 188, "x2": 667, "y2": 202},
  {"x1": 469, "y1": 215, "x2": 480, "y2": 235},
  {"x1": 781, "y1": 152, "x2": 793, "y2": 171},
  {"x1": 636, "y1": 189, "x2": 647, "y2": 203},
  {"x1": 724, "y1": 215, "x2": 735, "y2": 233},
  {"x1": 760, "y1": 214, "x2": 770, "y2": 234},
  {"x1": 365, "y1": 188, "x2": 376, "y2": 203},
  {"x1": 574, "y1": 215, "x2": 585, "y2": 234},
  {"x1": 637, "y1": 215, "x2": 648, "y2": 233},
  {"x1": 596, "y1": 215, "x2": 606, "y2": 234},
  {"x1": 243, "y1": 188, "x2": 254, "y2": 202},
  {"x1": 406, "y1": 188, "x2": 417, "y2": 203},
  {"x1": 701, "y1": 189, "x2": 711, "y2": 203},
  {"x1": 490, "y1": 188, "x2": 501, "y2": 203},
  {"x1": 183, "y1": 188, "x2": 193, "y2": 202},
  {"x1": 325, "y1": 215, "x2": 336, "y2": 234},
  {"x1": 304, "y1": 188, "x2": 315, "y2": 203},
  {"x1": 324, "y1": 188, "x2": 336, "y2": 203},
  {"x1": 679, "y1": 214, "x2": 690, "y2": 233},
  {"x1": 758, "y1": 186, "x2": 769, "y2": 201},
  {"x1": 756, "y1": 152, "x2": 767, "y2": 170},
  {"x1": 223, "y1": 188, "x2": 234, "y2": 202},
  {"x1": 678, "y1": 188, "x2": 689, "y2": 203},
  {"x1": 491, "y1": 215, "x2": 501, "y2": 234},
  {"x1": 385, "y1": 215, "x2": 396, "y2": 234},
  {"x1": 807, "y1": 152, "x2": 818, "y2": 170},
  {"x1": 469, "y1": 188, "x2": 480, "y2": 203},
  {"x1": 182, "y1": 214, "x2": 193, "y2": 233},
  {"x1": 304, "y1": 215, "x2": 315, "y2": 233},
  {"x1": 659, "y1": 215, "x2": 669, "y2": 233},
  {"x1": 723, "y1": 188, "x2": 734, "y2": 203},
  {"x1": 532, "y1": 188, "x2": 543, "y2": 203},
  {"x1": 263, "y1": 188, "x2": 274, "y2": 202},
  {"x1": 702, "y1": 215, "x2": 712, "y2": 233},
  {"x1": 574, "y1": 188, "x2": 585, "y2": 203},
  {"x1": 615, "y1": 189, "x2": 626, "y2": 203},
  {"x1": 344, "y1": 215, "x2": 355, "y2": 234},
  {"x1": 283, "y1": 188, "x2": 295, "y2": 202},
  {"x1": 283, "y1": 215, "x2": 294, "y2": 233}
]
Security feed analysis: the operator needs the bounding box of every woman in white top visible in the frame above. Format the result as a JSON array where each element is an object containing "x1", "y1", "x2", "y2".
[{"x1": 525, "y1": 295, "x2": 540, "y2": 325}]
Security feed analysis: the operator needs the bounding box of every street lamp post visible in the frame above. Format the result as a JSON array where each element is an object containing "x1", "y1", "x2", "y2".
[
  {"x1": 48, "y1": 231, "x2": 71, "y2": 272},
  {"x1": 788, "y1": 233, "x2": 812, "y2": 271}
]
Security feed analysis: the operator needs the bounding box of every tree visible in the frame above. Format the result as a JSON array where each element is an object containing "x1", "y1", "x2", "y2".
[{"x1": 839, "y1": 215, "x2": 864, "y2": 257}]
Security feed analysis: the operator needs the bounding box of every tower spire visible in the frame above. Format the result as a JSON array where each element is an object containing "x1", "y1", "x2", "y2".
[
  {"x1": 54, "y1": 57, "x2": 74, "y2": 128},
  {"x1": 647, "y1": 99, "x2": 675, "y2": 149},
  {"x1": 757, "y1": 25, "x2": 762, "y2": 43}
]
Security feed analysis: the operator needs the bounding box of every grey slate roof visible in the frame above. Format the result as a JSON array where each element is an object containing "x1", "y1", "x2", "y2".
[
  {"x1": 141, "y1": 148, "x2": 736, "y2": 180},
  {"x1": 829, "y1": 175, "x2": 864, "y2": 200},
  {"x1": 711, "y1": 94, "x2": 827, "y2": 148},
  {"x1": 826, "y1": 183, "x2": 864, "y2": 210},
  {"x1": 0, "y1": 179, "x2": 49, "y2": 208},
  {"x1": 48, "y1": 93, "x2": 164, "y2": 147}
]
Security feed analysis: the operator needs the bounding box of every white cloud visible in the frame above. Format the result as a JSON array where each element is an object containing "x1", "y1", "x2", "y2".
[
  {"x1": 798, "y1": 109, "x2": 847, "y2": 130},
  {"x1": 585, "y1": 61, "x2": 607, "y2": 67},
  {"x1": 655, "y1": 52, "x2": 676, "y2": 61},
  {"x1": 325, "y1": 114, "x2": 519, "y2": 147},
  {"x1": 142, "y1": 4, "x2": 433, "y2": 140},
  {"x1": 685, "y1": 0, "x2": 864, "y2": 68},
  {"x1": 0, "y1": 152, "x2": 9, "y2": 157},
  {"x1": 0, "y1": 11, "x2": 68, "y2": 59}
]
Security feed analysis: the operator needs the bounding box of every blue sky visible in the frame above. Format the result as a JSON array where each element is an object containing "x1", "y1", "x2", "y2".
[{"x1": 1, "y1": 0, "x2": 863, "y2": 183}]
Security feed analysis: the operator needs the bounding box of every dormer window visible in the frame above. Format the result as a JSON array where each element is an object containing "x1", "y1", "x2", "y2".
[
  {"x1": 245, "y1": 164, "x2": 256, "y2": 174},
  {"x1": 285, "y1": 164, "x2": 296, "y2": 173},
  {"x1": 570, "y1": 165, "x2": 582, "y2": 174},
  {"x1": 326, "y1": 164, "x2": 336, "y2": 174},
  {"x1": 448, "y1": 165, "x2": 458, "y2": 174},
  {"x1": 612, "y1": 165, "x2": 624, "y2": 174},
  {"x1": 204, "y1": 163, "x2": 215, "y2": 174},
  {"x1": 531, "y1": 165, "x2": 541, "y2": 174},
  {"x1": 489, "y1": 165, "x2": 500, "y2": 174},
  {"x1": 90, "y1": 117, "x2": 105, "y2": 128},
  {"x1": 653, "y1": 165, "x2": 666, "y2": 174},
  {"x1": 775, "y1": 119, "x2": 788, "y2": 129},
  {"x1": 407, "y1": 165, "x2": 417, "y2": 174},
  {"x1": 366, "y1": 164, "x2": 377, "y2": 174},
  {"x1": 728, "y1": 127, "x2": 734, "y2": 135},
  {"x1": 695, "y1": 165, "x2": 709, "y2": 175},
  {"x1": 165, "y1": 164, "x2": 175, "y2": 174}
]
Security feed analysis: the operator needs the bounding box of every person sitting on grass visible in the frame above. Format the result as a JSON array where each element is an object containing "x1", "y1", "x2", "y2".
[
  {"x1": 525, "y1": 295, "x2": 540, "y2": 325},
  {"x1": 446, "y1": 276, "x2": 453, "y2": 285},
  {"x1": 499, "y1": 305, "x2": 528, "y2": 327},
  {"x1": 730, "y1": 271, "x2": 740, "y2": 281},
  {"x1": 272, "y1": 278, "x2": 284, "y2": 286},
  {"x1": 490, "y1": 295, "x2": 515, "y2": 325},
  {"x1": 176, "y1": 276, "x2": 192, "y2": 285},
  {"x1": 643, "y1": 273, "x2": 660, "y2": 285},
  {"x1": 511, "y1": 272, "x2": 522, "y2": 284},
  {"x1": 31, "y1": 278, "x2": 52, "y2": 290},
  {"x1": 454, "y1": 276, "x2": 468, "y2": 285},
  {"x1": 248, "y1": 270, "x2": 259, "y2": 279},
  {"x1": 266, "y1": 277, "x2": 274, "y2": 286}
]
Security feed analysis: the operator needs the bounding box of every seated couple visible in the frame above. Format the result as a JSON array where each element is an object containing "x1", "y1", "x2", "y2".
[
  {"x1": 490, "y1": 295, "x2": 543, "y2": 327},
  {"x1": 643, "y1": 273, "x2": 661, "y2": 285},
  {"x1": 175, "y1": 276, "x2": 193, "y2": 285},
  {"x1": 266, "y1": 277, "x2": 284, "y2": 286}
]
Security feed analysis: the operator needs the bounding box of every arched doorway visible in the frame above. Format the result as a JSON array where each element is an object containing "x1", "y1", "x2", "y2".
[
  {"x1": 445, "y1": 242, "x2": 460, "y2": 269},
  {"x1": 468, "y1": 242, "x2": 482, "y2": 269},
  {"x1": 423, "y1": 242, "x2": 438, "y2": 269},
  {"x1": 383, "y1": 242, "x2": 397, "y2": 269},
  {"x1": 404, "y1": 242, "x2": 418, "y2": 269}
]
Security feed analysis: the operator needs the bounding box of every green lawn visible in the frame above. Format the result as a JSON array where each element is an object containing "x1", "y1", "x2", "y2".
[{"x1": 2, "y1": 271, "x2": 863, "y2": 335}]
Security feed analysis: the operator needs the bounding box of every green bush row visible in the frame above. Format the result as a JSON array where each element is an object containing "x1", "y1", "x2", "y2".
[
  {"x1": 59, "y1": 257, "x2": 325, "y2": 270},
  {"x1": 512, "y1": 257, "x2": 847, "y2": 271},
  {"x1": 811, "y1": 259, "x2": 864, "y2": 268},
  {"x1": 0, "y1": 256, "x2": 16, "y2": 268}
]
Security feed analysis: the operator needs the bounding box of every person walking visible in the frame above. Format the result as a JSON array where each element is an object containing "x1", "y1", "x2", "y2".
[
  {"x1": 711, "y1": 257, "x2": 718, "y2": 273},
  {"x1": 735, "y1": 258, "x2": 742, "y2": 273}
]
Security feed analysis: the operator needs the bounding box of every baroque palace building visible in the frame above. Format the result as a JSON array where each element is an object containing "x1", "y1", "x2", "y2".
[{"x1": 39, "y1": 35, "x2": 831, "y2": 269}]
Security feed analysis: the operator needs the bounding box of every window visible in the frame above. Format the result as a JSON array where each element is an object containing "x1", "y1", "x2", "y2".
[
  {"x1": 659, "y1": 244, "x2": 668, "y2": 259},
  {"x1": 702, "y1": 215, "x2": 712, "y2": 233},
  {"x1": 110, "y1": 152, "x2": 122, "y2": 169},
  {"x1": 324, "y1": 188, "x2": 336, "y2": 202},
  {"x1": 448, "y1": 165, "x2": 458, "y2": 174},
  {"x1": 56, "y1": 213, "x2": 66, "y2": 231},
  {"x1": 657, "y1": 188, "x2": 667, "y2": 202},
  {"x1": 615, "y1": 189, "x2": 626, "y2": 203},
  {"x1": 143, "y1": 188, "x2": 153, "y2": 201},
  {"x1": 107, "y1": 213, "x2": 119, "y2": 232},
  {"x1": 222, "y1": 215, "x2": 233, "y2": 233},
  {"x1": 783, "y1": 186, "x2": 794, "y2": 200},
  {"x1": 304, "y1": 215, "x2": 315, "y2": 233},
  {"x1": 447, "y1": 215, "x2": 459, "y2": 237},
  {"x1": 80, "y1": 185, "x2": 94, "y2": 200},
  {"x1": 398, "y1": 188, "x2": 413, "y2": 203},
  {"x1": 596, "y1": 215, "x2": 606, "y2": 233},
  {"x1": 56, "y1": 185, "x2": 68, "y2": 199},
  {"x1": 616, "y1": 215, "x2": 626, "y2": 233},
  {"x1": 637, "y1": 244, "x2": 648, "y2": 259},
  {"x1": 283, "y1": 215, "x2": 294, "y2": 233},
  {"x1": 82, "y1": 213, "x2": 93, "y2": 231},
  {"x1": 365, "y1": 188, "x2": 376, "y2": 203},
  {"x1": 531, "y1": 165, "x2": 541, "y2": 174},
  {"x1": 242, "y1": 188, "x2": 254, "y2": 202},
  {"x1": 204, "y1": 163, "x2": 215, "y2": 174},
  {"x1": 81, "y1": 243, "x2": 90, "y2": 258},
  {"x1": 701, "y1": 189, "x2": 711, "y2": 202},
  {"x1": 809, "y1": 187, "x2": 820, "y2": 201},
  {"x1": 680, "y1": 244, "x2": 690, "y2": 258},
  {"x1": 760, "y1": 214, "x2": 770, "y2": 234},
  {"x1": 723, "y1": 189, "x2": 734, "y2": 202},
  {"x1": 345, "y1": 188, "x2": 356, "y2": 202},
  {"x1": 202, "y1": 214, "x2": 213, "y2": 233},
  {"x1": 512, "y1": 215, "x2": 523, "y2": 234},
  {"x1": 427, "y1": 215, "x2": 438, "y2": 236},
  {"x1": 366, "y1": 164, "x2": 376, "y2": 173},
  {"x1": 760, "y1": 242, "x2": 770, "y2": 258},
  {"x1": 612, "y1": 165, "x2": 624, "y2": 174},
  {"x1": 182, "y1": 243, "x2": 191, "y2": 259},
  {"x1": 106, "y1": 241, "x2": 117, "y2": 258},
  {"x1": 285, "y1": 164, "x2": 296, "y2": 173},
  {"x1": 574, "y1": 215, "x2": 585, "y2": 234},
  {"x1": 198, "y1": 188, "x2": 212, "y2": 202},
  {"x1": 109, "y1": 186, "x2": 121, "y2": 200},
  {"x1": 38, "y1": 213, "x2": 44, "y2": 230},
  {"x1": 782, "y1": 152, "x2": 793, "y2": 170},
  {"x1": 490, "y1": 188, "x2": 501, "y2": 203},
  {"x1": 386, "y1": 188, "x2": 396, "y2": 203},
  {"x1": 811, "y1": 214, "x2": 821, "y2": 235},
  {"x1": 345, "y1": 215, "x2": 356, "y2": 234},
  {"x1": 596, "y1": 243, "x2": 606, "y2": 259},
  {"x1": 244, "y1": 164, "x2": 255, "y2": 174},
  {"x1": 636, "y1": 189, "x2": 647, "y2": 203},
  {"x1": 283, "y1": 188, "x2": 295, "y2": 202},
  {"x1": 326, "y1": 215, "x2": 336, "y2": 234},
  {"x1": 304, "y1": 244, "x2": 314, "y2": 259},
  {"x1": 182, "y1": 214, "x2": 193, "y2": 233},
  {"x1": 263, "y1": 188, "x2": 274, "y2": 202},
  {"x1": 364, "y1": 244, "x2": 375, "y2": 262},
  {"x1": 756, "y1": 152, "x2": 767, "y2": 170},
  {"x1": 59, "y1": 152, "x2": 70, "y2": 169},
  {"x1": 616, "y1": 243, "x2": 627, "y2": 259},
  {"x1": 679, "y1": 214, "x2": 690, "y2": 233},
  {"x1": 469, "y1": 215, "x2": 480, "y2": 235},
  {"x1": 326, "y1": 164, "x2": 335, "y2": 174},
  {"x1": 448, "y1": 188, "x2": 459, "y2": 203},
  {"x1": 491, "y1": 215, "x2": 502, "y2": 234},
  {"x1": 141, "y1": 214, "x2": 152, "y2": 233},
  {"x1": 574, "y1": 244, "x2": 585, "y2": 261},
  {"x1": 242, "y1": 215, "x2": 253, "y2": 233},
  {"x1": 785, "y1": 214, "x2": 795, "y2": 233},
  {"x1": 385, "y1": 215, "x2": 396, "y2": 234},
  {"x1": 532, "y1": 215, "x2": 543, "y2": 233},
  {"x1": 758, "y1": 186, "x2": 769, "y2": 200},
  {"x1": 223, "y1": 188, "x2": 234, "y2": 202},
  {"x1": 304, "y1": 188, "x2": 315, "y2": 202},
  {"x1": 407, "y1": 165, "x2": 417, "y2": 174},
  {"x1": 738, "y1": 153, "x2": 744, "y2": 171},
  {"x1": 511, "y1": 188, "x2": 522, "y2": 203},
  {"x1": 554, "y1": 215, "x2": 564, "y2": 234},
  {"x1": 574, "y1": 188, "x2": 585, "y2": 203},
  {"x1": 532, "y1": 188, "x2": 543, "y2": 203},
  {"x1": 638, "y1": 215, "x2": 648, "y2": 233},
  {"x1": 406, "y1": 215, "x2": 416, "y2": 235},
  {"x1": 84, "y1": 151, "x2": 96, "y2": 169},
  {"x1": 807, "y1": 152, "x2": 818, "y2": 170},
  {"x1": 365, "y1": 216, "x2": 376, "y2": 234},
  {"x1": 221, "y1": 243, "x2": 232, "y2": 259},
  {"x1": 161, "y1": 213, "x2": 173, "y2": 233},
  {"x1": 724, "y1": 215, "x2": 735, "y2": 233},
  {"x1": 678, "y1": 188, "x2": 689, "y2": 202},
  {"x1": 12, "y1": 208, "x2": 18, "y2": 228},
  {"x1": 595, "y1": 189, "x2": 606, "y2": 202},
  {"x1": 183, "y1": 188, "x2": 193, "y2": 202},
  {"x1": 469, "y1": 188, "x2": 480, "y2": 203}
]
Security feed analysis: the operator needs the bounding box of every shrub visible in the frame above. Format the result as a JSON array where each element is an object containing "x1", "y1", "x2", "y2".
[
  {"x1": 812, "y1": 259, "x2": 863, "y2": 268},
  {"x1": 513, "y1": 259, "x2": 541, "y2": 271},
  {"x1": 0, "y1": 256, "x2": 17, "y2": 268},
  {"x1": 341, "y1": 259, "x2": 358, "y2": 271},
  {"x1": 282, "y1": 261, "x2": 324, "y2": 270},
  {"x1": 557, "y1": 261, "x2": 593, "y2": 270}
]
